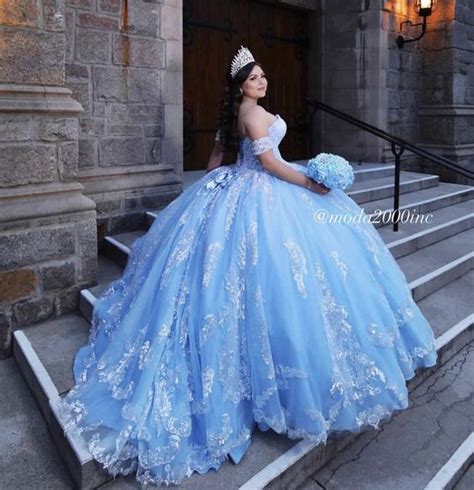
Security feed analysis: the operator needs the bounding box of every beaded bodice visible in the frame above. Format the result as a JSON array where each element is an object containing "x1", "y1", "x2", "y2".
[{"x1": 236, "y1": 114, "x2": 287, "y2": 170}]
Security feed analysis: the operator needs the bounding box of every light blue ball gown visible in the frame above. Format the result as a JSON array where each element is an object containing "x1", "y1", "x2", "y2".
[{"x1": 58, "y1": 114, "x2": 438, "y2": 486}]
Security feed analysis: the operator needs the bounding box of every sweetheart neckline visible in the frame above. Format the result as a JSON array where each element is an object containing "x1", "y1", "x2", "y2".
[{"x1": 240, "y1": 114, "x2": 281, "y2": 141}]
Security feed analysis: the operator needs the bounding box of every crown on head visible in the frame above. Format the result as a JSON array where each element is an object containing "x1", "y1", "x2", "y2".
[{"x1": 230, "y1": 45, "x2": 255, "y2": 78}]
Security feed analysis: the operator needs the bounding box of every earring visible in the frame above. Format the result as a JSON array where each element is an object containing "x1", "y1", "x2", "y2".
[{"x1": 239, "y1": 88, "x2": 243, "y2": 95}]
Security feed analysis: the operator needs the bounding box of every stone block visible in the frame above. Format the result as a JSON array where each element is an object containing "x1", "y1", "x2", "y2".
[
  {"x1": 164, "y1": 104, "x2": 183, "y2": 138},
  {"x1": 78, "y1": 139, "x2": 97, "y2": 168},
  {"x1": 77, "y1": 12, "x2": 120, "y2": 30},
  {"x1": 65, "y1": 8, "x2": 75, "y2": 62},
  {"x1": 146, "y1": 138, "x2": 161, "y2": 164},
  {"x1": 54, "y1": 289, "x2": 80, "y2": 316},
  {"x1": 144, "y1": 124, "x2": 164, "y2": 137},
  {"x1": 128, "y1": 104, "x2": 163, "y2": 123},
  {"x1": 161, "y1": 137, "x2": 182, "y2": 165},
  {"x1": 58, "y1": 143, "x2": 79, "y2": 181},
  {"x1": 422, "y1": 50, "x2": 454, "y2": 75},
  {"x1": 76, "y1": 221, "x2": 97, "y2": 284},
  {"x1": 13, "y1": 297, "x2": 54, "y2": 326},
  {"x1": 125, "y1": 1, "x2": 160, "y2": 37},
  {"x1": 66, "y1": 0, "x2": 94, "y2": 9},
  {"x1": 68, "y1": 80, "x2": 91, "y2": 113},
  {"x1": 36, "y1": 118, "x2": 79, "y2": 142},
  {"x1": 0, "y1": 115, "x2": 31, "y2": 142},
  {"x1": 93, "y1": 66, "x2": 160, "y2": 103},
  {"x1": 161, "y1": 5, "x2": 181, "y2": 40},
  {"x1": 80, "y1": 118, "x2": 106, "y2": 137},
  {"x1": 66, "y1": 63, "x2": 89, "y2": 79},
  {"x1": 99, "y1": 137, "x2": 145, "y2": 166},
  {"x1": 0, "y1": 307, "x2": 13, "y2": 355},
  {"x1": 0, "y1": 28, "x2": 65, "y2": 85},
  {"x1": 0, "y1": 0, "x2": 40, "y2": 28},
  {"x1": 0, "y1": 145, "x2": 56, "y2": 188},
  {"x1": 161, "y1": 70, "x2": 182, "y2": 104},
  {"x1": 0, "y1": 269, "x2": 37, "y2": 304},
  {"x1": 93, "y1": 102, "x2": 107, "y2": 117},
  {"x1": 76, "y1": 29, "x2": 111, "y2": 64},
  {"x1": 112, "y1": 35, "x2": 165, "y2": 67},
  {"x1": 43, "y1": 0, "x2": 66, "y2": 32},
  {"x1": 109, "y1": 124, "x2": 143, "y2": 136},
  {"x1": 166, "y1": 40, "x2": 182, "y2": 71},
  {"x1": 40, "y1": 262, "x2": 76, "y2": 292},
  {"x1": 108, "y1": 103, "x2": 129, "y2": 122},
  {"x1": 0, "y1": 228, "x2": 75, "y2": 270},
  {"x1": 98, "y1": 0, "x2": 121, "y2": 15}
]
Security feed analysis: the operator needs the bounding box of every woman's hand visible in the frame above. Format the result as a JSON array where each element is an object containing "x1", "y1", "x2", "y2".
[{"x1": 306, "y1": 177, "x2": 330, "y2": 195}]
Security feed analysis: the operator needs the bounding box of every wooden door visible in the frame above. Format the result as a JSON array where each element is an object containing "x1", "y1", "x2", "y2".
[{"x1": 183, "y1": 0, "x2": 310, "y2": 171}]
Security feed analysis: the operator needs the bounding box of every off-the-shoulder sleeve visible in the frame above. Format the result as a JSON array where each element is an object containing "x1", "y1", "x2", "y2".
[
  {"x1": 215, "y1": 129, "x2": 221, "y2": 142},
  {"x1": 251, "y1": 136, "x2": 274, "y2": 155}
]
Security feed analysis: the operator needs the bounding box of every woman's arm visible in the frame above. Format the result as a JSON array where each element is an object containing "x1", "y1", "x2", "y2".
[{"x1": 206, "y1": 135, "x2": 224, "y2": 174}]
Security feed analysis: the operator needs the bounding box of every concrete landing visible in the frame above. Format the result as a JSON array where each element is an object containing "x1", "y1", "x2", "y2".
[
  {"x1": 300, "y1": 341, "x2": 474, "y2": 490},
  {"x1": 0, "y1": 357, "x2": 73, "y2": 489}
]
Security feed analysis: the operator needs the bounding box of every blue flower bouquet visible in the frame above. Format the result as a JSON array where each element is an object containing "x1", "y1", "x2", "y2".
[{"x1": 307, "y1": 153, "x2": 354, "y2": 190}]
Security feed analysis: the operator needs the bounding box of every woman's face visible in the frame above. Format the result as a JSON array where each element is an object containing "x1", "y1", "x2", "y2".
[{"x1": 241, "y1": 65, "x2": 267, "y2": 99}]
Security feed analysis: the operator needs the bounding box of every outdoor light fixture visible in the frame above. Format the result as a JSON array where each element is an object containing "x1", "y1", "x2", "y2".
[{"x1": 396, "y1": 0, "x2": 438, "y2": 49}]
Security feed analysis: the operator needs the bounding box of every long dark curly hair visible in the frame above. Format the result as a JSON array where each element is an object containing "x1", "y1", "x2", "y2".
[{"x1": 216, "y1": 61, "x2": 265, "y2": 156}]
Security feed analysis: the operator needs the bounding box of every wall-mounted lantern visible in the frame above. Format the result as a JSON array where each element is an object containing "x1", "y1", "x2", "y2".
[{"x1": 396, "y1": 0, "x2": 438, "y2": 49}]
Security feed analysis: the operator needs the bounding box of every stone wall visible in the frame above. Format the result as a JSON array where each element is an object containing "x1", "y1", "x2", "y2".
[
  {"x1": 382, "y1": 0, "x2": 473, "y2": 182},
  {"x1": 418, "y1": 0, "x2": 474, "y2": 183},
  {"x1": 310, "y1": 0, "x2": 387, "y2": 162},
  {"x1": 0, "y1": 1, "x2": 97, "y2": 356},
  {"x1": 65, "y1": 0, "x2": 184, "y2": 238},
  {"x1": 382, "y1": 0, "x2": 423, "y2": 168},
  {"x1": 311, "y1": 0, "x2": 473, "y2": 182}
]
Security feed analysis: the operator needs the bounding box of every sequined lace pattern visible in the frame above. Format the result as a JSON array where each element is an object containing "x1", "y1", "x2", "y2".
[{"x1": 58, "y1": 113, "x2": 438, "y2": 487}]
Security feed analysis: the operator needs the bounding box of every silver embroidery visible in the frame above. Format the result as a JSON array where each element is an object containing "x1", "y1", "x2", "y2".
[
  {"x1": 251, "y1": 136, "x2": 273, "y2": 155},
  {"x1": 202, "y1": 241, "x2": 223, "y2": 288},
  {"x1": 283, "y1": 240, "x2": 308, "y2": 298},
  {"x1": 331, "y1": 250, "x2": 348, "y2": 281}
]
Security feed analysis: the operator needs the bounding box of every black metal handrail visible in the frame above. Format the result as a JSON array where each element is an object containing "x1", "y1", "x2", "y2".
[{"x1": 306, "y1": 98, "x2": 473, "y2": 232}]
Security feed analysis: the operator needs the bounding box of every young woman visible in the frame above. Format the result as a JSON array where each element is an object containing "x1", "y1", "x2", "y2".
[{"x1": 58, "y1": 46, "x2": 437, "y2": 486}]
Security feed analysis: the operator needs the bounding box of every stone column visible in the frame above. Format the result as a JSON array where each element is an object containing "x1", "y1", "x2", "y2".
[
  {"x1": 310, "y1": 0, "x2": 386, "y2": 162},
  {"x1": 65, "y1": 0, "x2": 183, "y2": 239},
  {"x1": 0, "y1": 0, "x2": 97, "y2": 356}
]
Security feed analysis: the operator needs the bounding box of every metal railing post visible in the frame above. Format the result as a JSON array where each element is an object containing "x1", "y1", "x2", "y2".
[{"x1": 391, "y1": 142, "x2": 404, "y2": 232}]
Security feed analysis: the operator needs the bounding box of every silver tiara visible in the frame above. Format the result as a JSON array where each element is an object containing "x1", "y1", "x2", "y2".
[{"x1": 230, "y1": 45, "x2": 255, "y2": 78}]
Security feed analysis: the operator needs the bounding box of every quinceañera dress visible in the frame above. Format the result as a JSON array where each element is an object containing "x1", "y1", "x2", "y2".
[{"x1": 58, "y1": 114, "x2": 438, "y2": 486}]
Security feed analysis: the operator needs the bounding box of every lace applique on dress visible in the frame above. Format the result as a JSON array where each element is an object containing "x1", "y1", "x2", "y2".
[{"x1": 251, "y1": 136, "x2": 273, "y2": 155}]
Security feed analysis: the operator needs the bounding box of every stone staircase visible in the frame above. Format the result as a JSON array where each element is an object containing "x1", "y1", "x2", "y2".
[{"x1": 12, "y1": 162, "x2": 473, "y2": 489}]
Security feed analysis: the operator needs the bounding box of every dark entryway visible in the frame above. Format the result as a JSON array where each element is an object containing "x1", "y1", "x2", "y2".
[{"x1": 183, "y1": 0, "x2": 310, "y2": 171}]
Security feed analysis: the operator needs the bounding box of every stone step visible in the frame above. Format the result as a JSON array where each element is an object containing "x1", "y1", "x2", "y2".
[
  {"x1": 347, "y1": 171, "x2": 439, "y2": 204},
  {"x1": 397, "y1": 224, "x2": 473, "y2": 273},
  {"x1": 184, "y1": 163, "x2": 396, "y2": 191},
  {"x1": 12, "y1": 307, "x2": 473, "y2": 489},
  {"x1": 407, "y1": 251, "x2": 473, "y2": 302},
  {"x1": 297, "y1": 342, "x2": 474, "y2": 490},
  {"x1": 363, "y1": 182, "x2": 474, "y2": 227},
  {"x1": 79, "y1": 255, "x2": 122, "y2": 324},
  {"x1": 424, "y1": 432, "x2": 474, "y2": 490},
  {"x1": 417, "y1": 271, "x2": 474, "y2": 339},
  {"x1": 379, "y1": 201, "x2": 473, "y2": 259}
]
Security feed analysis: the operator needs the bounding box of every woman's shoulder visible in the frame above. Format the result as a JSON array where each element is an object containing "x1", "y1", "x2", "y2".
[{"x1": 240, "y1": 105, "x2": 275, "y2": 131}]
